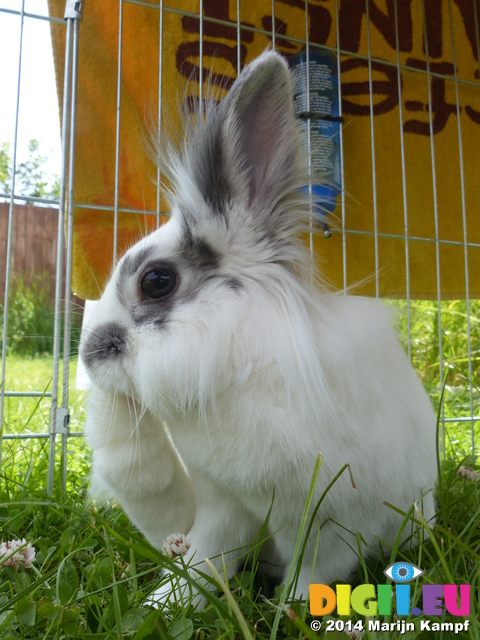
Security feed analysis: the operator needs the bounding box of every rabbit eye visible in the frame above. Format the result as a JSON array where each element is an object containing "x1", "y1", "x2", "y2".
[{"x1": 140, "y1": 268, "x2": 177, "y2": 300}]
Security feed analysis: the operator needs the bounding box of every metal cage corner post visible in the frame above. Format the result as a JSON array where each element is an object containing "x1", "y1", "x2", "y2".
[
  {"x1": 47, "y1": 0, "x2": 84, "y2": 495},
  {"x1": 0, "y1": 0, "x2": 27, "y2": 476}
]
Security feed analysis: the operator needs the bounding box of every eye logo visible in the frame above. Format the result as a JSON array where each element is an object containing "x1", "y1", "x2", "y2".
[{"x1": 384, "y1": 562, "x2": 424, "y2": 583}]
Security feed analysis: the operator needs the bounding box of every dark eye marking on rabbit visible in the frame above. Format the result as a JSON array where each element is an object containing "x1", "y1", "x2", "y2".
[
  {"x1": 180, "y1": 224, "x2": 220, "y2": 269},
  {"x1": 81, "y1": 322, "x2": 126, "y2": 368},
  {"x1": 128, "y1": 265, "x2": 240, "y2": 326},
  {"x1": 116, "y1": 247, "x2": 157, "y2": 303},
  {"x1": 223, "y1": 276, "x2": 242, "y2": 290},
  {"x1": 131, "y1": 302, "x2": 175, "y2": 327},
  {"x1": 120, "y1": 247, "x2": 157, "y2": 280}
]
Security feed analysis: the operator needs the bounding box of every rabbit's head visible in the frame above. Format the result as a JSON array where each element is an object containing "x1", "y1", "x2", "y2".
[{"x1": 80, "y1": 51, "x2": 322, "y2": 419}]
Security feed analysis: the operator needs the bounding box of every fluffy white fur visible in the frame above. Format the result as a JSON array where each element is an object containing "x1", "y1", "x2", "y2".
[{"x1": 81, "y1": 51, "x2": 437, "y2": 604}]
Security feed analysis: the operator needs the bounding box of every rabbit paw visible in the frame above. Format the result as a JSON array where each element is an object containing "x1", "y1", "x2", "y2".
[{"x1": 146, "y1": 572, "x2": 206, "y2": 610}]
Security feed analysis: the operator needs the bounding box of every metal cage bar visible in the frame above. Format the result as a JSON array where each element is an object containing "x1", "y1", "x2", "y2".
[
  {"x1": 334, "y1": 0, "x2": 347, "y2": 294},
  {"x1": 393, "y1": 0, "x2": 412, "y2": 361},
  {"x1": 303, "y1": 0, "x2": 315, "y2": 269},
  {"x1": 447, "y1": 0, "x2": 475, "y2": 452},
  {"x1": 364, "y1": 0, "x2": 380, "y2": 300},
  {"x1": 47, "y1": 0, "x2": 83, "y2": 494},
  {"x1": 156, "y1": 0, "x2": 164, "y2": 229},
  {"x1": 421, "y1": 0, "x2": 446, "y2": 448},
  {"x1": 113, "y1": 0, "x2": 123, "y2": 268}
]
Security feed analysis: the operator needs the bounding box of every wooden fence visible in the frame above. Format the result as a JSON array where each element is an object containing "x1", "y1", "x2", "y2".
[{"x1": 0, "y1": 202, "x2": 84, "y2": 307}]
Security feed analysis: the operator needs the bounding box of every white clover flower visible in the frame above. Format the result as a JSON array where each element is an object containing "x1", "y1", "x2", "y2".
[
  {"x1": 162, "y1": 533, "x2": 191, "y2": 558},
  {"x1": 0, "y1": 539, "x2": 36, "y2": 569},
  {"x1": 457, "y1": 466, "x2": 480, "y2": 482}
]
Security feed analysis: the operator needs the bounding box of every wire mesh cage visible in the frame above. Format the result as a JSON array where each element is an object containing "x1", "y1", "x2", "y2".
[{"x1": 0, "y1": 0, "x2": 479, "y2": 494}]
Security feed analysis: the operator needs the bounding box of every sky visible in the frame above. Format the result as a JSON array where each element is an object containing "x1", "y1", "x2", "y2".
[{"x1": 0, "y1": 0, "x2": 61, "y2": 183}]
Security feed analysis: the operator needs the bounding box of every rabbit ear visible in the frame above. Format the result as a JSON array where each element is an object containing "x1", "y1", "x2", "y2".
[
  {"x1": 173, "y1": 51, "x2": 309, "y2": 245},
  {"x1": 218, "y1": 50, "x2": 305, "y2": 214}
]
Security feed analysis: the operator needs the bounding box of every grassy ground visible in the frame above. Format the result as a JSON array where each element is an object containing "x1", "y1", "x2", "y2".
[
  {"x1": 1, "y1": 424, "x2": 479, "y2": 639},
  {"x1": 1, "y1": 355, "x2": 85, "y2": 439},
  {"x1": 1, "y1": 296, "x2": 479, "y2": 638}
]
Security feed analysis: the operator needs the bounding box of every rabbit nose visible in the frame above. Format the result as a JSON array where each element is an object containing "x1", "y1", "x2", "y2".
[
  {"x1": 81, "y1": 322, "x2": 127, "y2": 369},
  {"x1": 106, "y1": 333, "x2": 125, "y2": 354}
]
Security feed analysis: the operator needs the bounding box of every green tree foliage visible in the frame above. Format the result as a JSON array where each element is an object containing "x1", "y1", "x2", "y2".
[{"x1": 0, "y1": 139, "x2": 60, "y2": 202}]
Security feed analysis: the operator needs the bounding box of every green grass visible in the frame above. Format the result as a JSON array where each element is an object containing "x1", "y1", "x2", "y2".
[
  {"x1": 388, "y1": 299, "x2": 480, "y2": 457},
  {"x1": 1, "y1": 287, "x2": 479, "y2": 638},
  {"x1": 0, "y1": 429, "x2": 479, "y2": 639},
  {"x1": 1, "y1": 355, "x2": 85, "y2": 438}
]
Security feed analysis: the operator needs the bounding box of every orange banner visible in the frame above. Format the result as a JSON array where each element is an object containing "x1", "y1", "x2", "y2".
[{"x1": 48, "y1": 0, "x2": 480, "y2": 299}]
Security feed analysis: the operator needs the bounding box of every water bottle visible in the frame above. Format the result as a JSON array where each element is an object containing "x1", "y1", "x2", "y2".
[{"x1": 289, "y1": 49, "x2": 342, "y2": 237}]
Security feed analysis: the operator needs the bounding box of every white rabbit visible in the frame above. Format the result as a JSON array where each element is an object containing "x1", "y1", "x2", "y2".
[{"x1": 80, "y1": 50, "x2": 437, "y2": 605}]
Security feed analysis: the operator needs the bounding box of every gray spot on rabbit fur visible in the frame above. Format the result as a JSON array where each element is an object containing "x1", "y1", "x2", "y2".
[
  {"x1": 180, "y1": 219, "x2": 221, "y2": 269},
  {"x1": 81, "y1": 322, "x2": 127, "y2": 368},
  {"x1": 121, "y1": 247, "x2": 157, "y2": 278},
  {"x1": 189, "y1": 117, "x2": 231, "y2": 216},
  {"x1": 130, "y1": 283, "x2": 177, "y2": 327}
]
